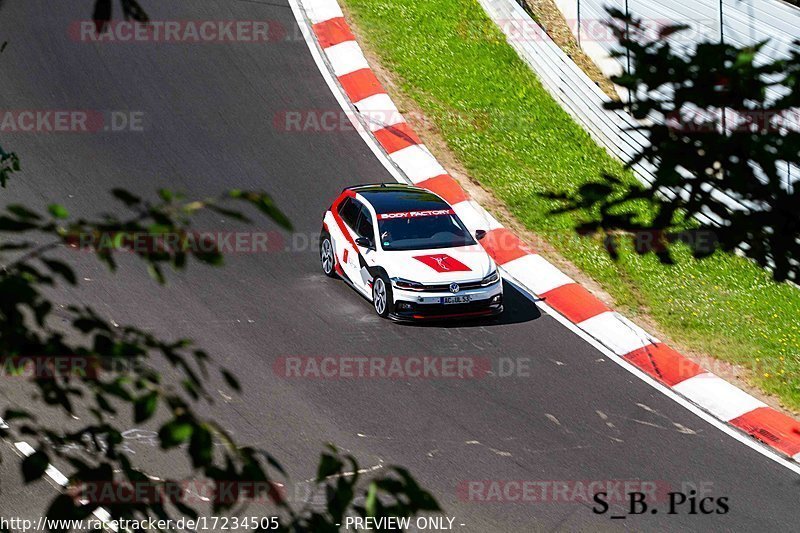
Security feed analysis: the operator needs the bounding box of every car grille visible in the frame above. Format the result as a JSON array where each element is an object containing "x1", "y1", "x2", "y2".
[{"x1": 418, "y1": 280, "x2": 484, "y2": 292}]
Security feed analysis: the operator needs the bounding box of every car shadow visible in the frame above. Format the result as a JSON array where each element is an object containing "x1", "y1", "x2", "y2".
[{"x1": 398, "y1": 280, "x2": 542, "y2": 328}]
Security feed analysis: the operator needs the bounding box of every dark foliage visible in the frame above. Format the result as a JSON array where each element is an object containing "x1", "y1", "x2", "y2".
[{"x1": 547, "y1": 8, "x2": 800, "y2": 282}]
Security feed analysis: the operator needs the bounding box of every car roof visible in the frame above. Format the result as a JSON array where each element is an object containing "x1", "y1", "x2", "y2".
[{"x1": 349, "y1": 184, "x2": 449, "y2": 214}]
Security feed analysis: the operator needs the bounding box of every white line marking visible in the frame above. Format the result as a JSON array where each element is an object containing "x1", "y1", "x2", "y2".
[{"x1": 10, "y1": 436, "x2": 117, "y2": 531}]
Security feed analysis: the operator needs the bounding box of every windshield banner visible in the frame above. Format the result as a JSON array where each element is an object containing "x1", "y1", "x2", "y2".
[{"x1": 378, "y1": 209, "x2": 455, "y2": 220}]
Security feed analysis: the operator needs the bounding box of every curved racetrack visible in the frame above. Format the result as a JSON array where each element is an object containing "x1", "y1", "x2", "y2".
[{"x1": 0, "y1": 1, "x2": 798, "y2": 530}]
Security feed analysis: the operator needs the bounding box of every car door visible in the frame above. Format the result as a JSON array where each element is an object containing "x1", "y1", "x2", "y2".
[
  {"x1": 353, "y1": 203, "x2": 379, "y2": 289},
  {"x1": 334, "y1": 197, "x2": 370, "y2": 294}
]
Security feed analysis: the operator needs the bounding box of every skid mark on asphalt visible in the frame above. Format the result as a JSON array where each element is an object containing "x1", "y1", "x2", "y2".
[
  {"x1": 302, "y1": 459, "x2": 385, "y2": 483},
  {"x1": 544, "y1": 413, "x2": 562, "y2": 426},
  {"x1": 595, "y1": 410, "x2": 616, "y2": 429},
  {"x1": 544, "y1": 413, "x2": 576, "y2": 436},
  {"x1": 592, "y1": 404, "x2": 699, "y2": 435},
  {"x1": 636, "y1": 403, "x2": 699, "y2": 435},
  {"x1": 523, "y1": 444, "x2": 593, "y2": 455},
  {"x1": 465, "y1": 440, "x2": 512, "y2": 457},
  {"x1": 357, "y1": 432, "x2": 513, "y2": 457}
]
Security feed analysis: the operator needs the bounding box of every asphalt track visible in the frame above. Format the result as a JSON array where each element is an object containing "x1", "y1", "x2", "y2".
[{"x1": 0, "y1": 0, "x2": 799, "y2": 531}]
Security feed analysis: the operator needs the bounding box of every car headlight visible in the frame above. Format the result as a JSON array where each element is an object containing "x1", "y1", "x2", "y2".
[
  {"x1": 480, "y1": 270, "x2": 500, "y2": 287},
  {"x1": 391, "y1": 277, "x2": 425, "y2": 291}
]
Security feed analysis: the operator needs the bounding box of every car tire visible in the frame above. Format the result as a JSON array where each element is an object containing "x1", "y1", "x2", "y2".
[
  {"x1": 372, "y1": 274, "x2": 394, "y2": 318},
  {"x1": 320, "y1": 231, "x2": 337, "y2": 278}
]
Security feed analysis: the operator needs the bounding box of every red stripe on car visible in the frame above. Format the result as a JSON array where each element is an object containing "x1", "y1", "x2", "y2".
[{"x1": 413, "y1": 254, "x2": 471, "y2": 273}]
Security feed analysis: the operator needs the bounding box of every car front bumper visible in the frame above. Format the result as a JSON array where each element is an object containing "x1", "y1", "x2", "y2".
[{"x1": 389, "y1": 281, "x2": 503, "y2": 322}]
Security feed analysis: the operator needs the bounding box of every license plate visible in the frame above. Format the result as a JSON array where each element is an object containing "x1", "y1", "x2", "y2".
[{"x1": 441, "y1": 295, "x2": 471, "y2": 305}]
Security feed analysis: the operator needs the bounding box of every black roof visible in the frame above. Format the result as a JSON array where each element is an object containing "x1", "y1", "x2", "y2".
[{"x1": 350, "y1": 184, "x2": 449, "y2": 214}]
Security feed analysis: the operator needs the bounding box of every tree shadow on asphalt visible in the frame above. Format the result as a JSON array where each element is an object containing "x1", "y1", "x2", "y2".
[{"x1": 399, "y1": 281, "x2": 542, "y2": 329}]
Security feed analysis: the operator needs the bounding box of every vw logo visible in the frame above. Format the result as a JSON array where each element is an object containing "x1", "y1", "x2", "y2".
[{"x1": 449, "y1": 282, "x2": 460, "y2": 294}]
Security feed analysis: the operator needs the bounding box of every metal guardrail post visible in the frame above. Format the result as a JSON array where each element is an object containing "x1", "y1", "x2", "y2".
[
  {"x1": 719, "y1": 0, "x2": 728, "y2": 135},
  {"x1": 625, "y1": 0, "x2": 632, "y2": 107}
]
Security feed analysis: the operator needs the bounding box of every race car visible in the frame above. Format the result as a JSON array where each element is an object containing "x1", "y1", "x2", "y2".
[{"x1": 319, "y1": 183, "x2": 503, "y2": 321}]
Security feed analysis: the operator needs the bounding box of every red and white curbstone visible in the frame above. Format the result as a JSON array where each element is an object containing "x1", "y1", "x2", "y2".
[{"x1": 297, "y1": 0, "x2": 800, "y2": 463}]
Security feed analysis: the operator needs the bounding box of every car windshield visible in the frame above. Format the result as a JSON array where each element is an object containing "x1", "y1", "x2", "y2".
[{"x1": 377, "y1": 210, "x2": 476, "y2": 251}]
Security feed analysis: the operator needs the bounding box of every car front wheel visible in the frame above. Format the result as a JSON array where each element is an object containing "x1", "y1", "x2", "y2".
[
  {"x1": 320, "y1": 232, "x2": 336, "y2": 278},
  {"x1": 372, "y1": 275, "x2": 393, "y2": 318}
]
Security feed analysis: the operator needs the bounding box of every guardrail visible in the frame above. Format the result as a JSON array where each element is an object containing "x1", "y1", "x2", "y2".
[
  {"x1": 555, "y1": 0, "x2": 798, "y2": 186},
  {"x1": 480, "y1": 0, "x2": 797, "y2": 235}
]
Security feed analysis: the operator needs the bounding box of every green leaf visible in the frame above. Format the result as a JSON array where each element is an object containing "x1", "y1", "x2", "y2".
[
  {"x1": 365, "y1": 481, "x2": 378, "y2": 516},
  {"x1": 159, "y1": 418, "x2": 193, "y2": 448},
  {"x1": 188, "y1": 423, "x2": 213, "y2": 467},
  {"x1": 229, "y1": 190, "x2": 293, "y2": 230},
  {"x1": 147, "y1": 263, "x2": 166, "y2": 284},
  {"x1": 133, "y1": 391, "x2": 158, "y2": 423},
  {"x1": 252, "y1": 193, "x2": 293, "y2": 230},
  {"x1": 317, "y1": 452, "x2": 343, "y2": 482},
  {"x1": 47, "y1": 204, "x2": 69, "y2": 219},
  {"x1": 21, "y1": 450, "x2": 49, "y2": 482}
]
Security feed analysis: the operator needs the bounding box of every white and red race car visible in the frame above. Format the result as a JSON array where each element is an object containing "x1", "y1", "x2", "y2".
[{"x1": 320, "y1": 183, "x2": 503, "y2": 321}]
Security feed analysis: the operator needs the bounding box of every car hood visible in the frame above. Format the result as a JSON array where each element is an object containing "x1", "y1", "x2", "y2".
[{"x1": 380, "y1": 244, "x2": 496, "y2": 284}]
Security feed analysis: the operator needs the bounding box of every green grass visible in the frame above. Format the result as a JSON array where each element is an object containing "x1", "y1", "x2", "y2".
[{"x1": 343, "y1": 0, "x2": 800, "y2": 409}]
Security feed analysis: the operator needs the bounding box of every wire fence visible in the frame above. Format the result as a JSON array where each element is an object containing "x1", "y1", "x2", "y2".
[
  {"x1": 481, "y1": 0, "x2": 798, "y2": 274},
  {"x1": 561, "y1": 0, "x2": 799, "y2": 191}
]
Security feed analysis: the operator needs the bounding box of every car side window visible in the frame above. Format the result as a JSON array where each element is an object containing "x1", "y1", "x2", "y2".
[
  {"x1": 337, "y1": 197, "x2": 361, "y2": 230},
  {"x1": 355, "y1": 205, "x2": 375, "y2": 241}
]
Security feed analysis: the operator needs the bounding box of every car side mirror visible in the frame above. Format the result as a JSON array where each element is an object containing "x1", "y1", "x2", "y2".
[
  {"x1": 475, "y1": 229, "x2": 487, "y2": 241},
  {"x1": 355, "y1": 236, "x2": 374, "y2": 250}
]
